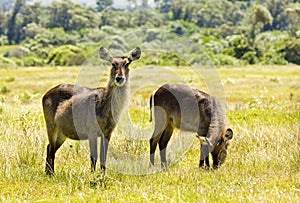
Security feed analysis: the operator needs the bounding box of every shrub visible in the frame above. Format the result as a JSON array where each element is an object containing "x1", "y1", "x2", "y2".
[
  {"x1": 212, "y1": 54, "x2": 244, "y2": 66},
  {"x1": 1, "y1": 86, "x2": 9, "y2": 94},
  {"x1": 241, "y1": 51, "x2": 258, "y2": 64},
  {"x1": 33, "y1": 28, "x2": 78, "y2": 47},
  {"x1": 225, "y1": 35, "x2": 253, "y2": 58},
  {"x1": 0, "y1": 56, "x2": 16, "y2": 68},
  {"x1": 4, "y1": 46, "x2": 30, "y2": 59},
  {"x1": 139, "y1": 52, "x2": 186, "y2": 66},
  {"x1": 84, "y1": 28, "x2": 107, "y2": 43},
  {"x1": 23, "y1": 23, "x2": 46, "y2": 39},
  {"x1": 157, "y1": 52, "x2": 187, "y2": 66},
  {"x1": 283, "y1": 38, "x2": 300, "y2": 65},
  {"x1": 21, "y1": 56, "x2": 44, "y2": 67},
  {"x1": 260, "y1": 51, "x2": 288, "y2": 65},
  {"x1": 199, "y1": 36, "x2": 226, "y2": 54},
  {"x1": 254, "y1": 31, "x2": 289, "y2": 54},
  {"x1": 0, "y1": 35, "x2": 9, "y2": 46},
  {"x1": 47, "y1": 45, "x2": 85, "y2": 66},
  {"x1": 169, "y1": 21, "x2": 187, "y2": 35}
]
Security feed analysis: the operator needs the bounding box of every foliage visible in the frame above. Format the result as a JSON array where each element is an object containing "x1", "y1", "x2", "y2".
[
  {"x1": 285, "y1": 4, "x2": 300, "y2": 37},
  {"x1": 96, "y1": 0, "x2": 113, "y2": 12},
  {"x1": 282, "y1": 38, "x2": 300, "y2": 65},
  {"x1": 0, "y1": 56, "x2": 16, "y2": 68},
  {"x1": 0, "y1": 0, "x2": 299, "y2": 66},
  {"x1": 0, "y1": 35, "x2": 9, "y2": 46},
  {"x1": 254, "y1": 31, "x2": 289, "y2": 64},
  {"x1": 46, "y1": 45, "x2": 85, "y2": 66},
  {"x1": 4, "y1": 46, "x2": 30, "y2": 59},
  {"x1": 20, "y1": 56, "x2": 44, "y2": 67},
  {"x1": 212, "y1": 54, "x2": 245, "y2": 66},
  {"x1": 44, "y1": 0, "x2": 98, "y2": 31},
  {"x1": 6, "y1": 0, "x2": 25, "y2": 44},
  {"x1": 223, "y1": 35, "x2": 254, "y2": 59}
]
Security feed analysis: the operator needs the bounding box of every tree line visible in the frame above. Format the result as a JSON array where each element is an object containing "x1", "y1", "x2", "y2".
[{"x1": 0, "y1": 0, "x2": 300, "y2": 67}]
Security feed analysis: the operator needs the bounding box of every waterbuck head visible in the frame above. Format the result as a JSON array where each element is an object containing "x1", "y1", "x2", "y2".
[
  {"x1": 99, "y1": 47, "x2": 141, "y2": 87},
  {"x1": 197, "y1": 128, "x2": 233, "y2": 167},
  {"x1": 214, "y1": 128, "x2": 233, "y2": 166}
]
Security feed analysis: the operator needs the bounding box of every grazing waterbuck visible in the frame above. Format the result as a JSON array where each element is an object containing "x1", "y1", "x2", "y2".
[
  {"x1": 42, "y1": 47, "x2": 141, "y2": 174},
  {"x1": 149, "y1": 84, "x2": 233, "y2": 169}
]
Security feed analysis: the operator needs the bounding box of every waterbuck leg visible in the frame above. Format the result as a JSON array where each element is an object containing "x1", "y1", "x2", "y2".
[
  {"x1": 45, "y1": 132, "x2": 66, "y2": 175},
  {"x1": 200, "y1": 143, "x2": 209, "y2": 169},
  {"x1": 45, "y1": 144, "x2": 55, "y2": 175},
  {"x1": 100, "y1": 135, "x2": 110, "y2": 171},
  {"x1": 212, "y1": 153, "x2": 219, "y2": 169},
  {"x1": 149, "y1": 137, "x2": 158, "y2": 167},
  {"x1": 158, "y1": 124, "x2": 173, "y2": 168},
  {"x1": 149, "y1": 129, "x2": 164, "y2": 167},
  {"x1": 89, "y1": 136, "x2": 98, "y2": 172},
  {"x1": 205, "y1": 156, "x2": 210, "y2": 168}
]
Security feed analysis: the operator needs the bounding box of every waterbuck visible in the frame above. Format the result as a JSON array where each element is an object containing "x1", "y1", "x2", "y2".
[
  {"x1": 149, "y1": 84, "x2": 233, "y2": 169},
  {"x1": 42, "y1": 47, "x2": 141, "y2": 174}
]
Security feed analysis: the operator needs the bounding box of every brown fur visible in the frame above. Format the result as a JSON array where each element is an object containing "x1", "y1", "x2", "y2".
[
  {"x1": 149, "y1": 84, "x2": 233, "y2": 169},
  {"x1": 43, "y1": 47, "x2": 141, "y2": 174}
]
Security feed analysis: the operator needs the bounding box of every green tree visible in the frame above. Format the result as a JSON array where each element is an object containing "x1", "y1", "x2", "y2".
[
  {"x1": 170, "y1": 0, "x2": 184, "y2": 20},
  {"x1": 248, "y1": 5, "x2": 273, "y2": 40},
  {"x1": 0, "y1": 7, "x2": 7, "y2": 35},
  {"x1": 7, "y1": 0, "x2": 25, "y2": 44},
  {"x1": 96, "y1": 0, "x2": 113, "y2": 12},
  {"x1": 264, "y1": 0, "x2": 291, "y2": 30},
  {"x1": 21, "y1": 2, "x2": 42, "y2": 26},
  {"x1": 157, "y1": 0, "x2": 171, "y2": 13},
  {"x1": 45, "y1": 0, "x2": 97, "y2": 31},
  {"x1": 285, "y1": 4, "x2": 300, "y2": 37}
]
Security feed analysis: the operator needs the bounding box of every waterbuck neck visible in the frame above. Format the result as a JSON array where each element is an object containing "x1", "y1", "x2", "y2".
[{"x1": 99, "y1": 78, "x2": 130, "y2": 124}]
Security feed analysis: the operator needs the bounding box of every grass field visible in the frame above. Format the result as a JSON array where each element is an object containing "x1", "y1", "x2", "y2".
[{"x1": 0, "y1": 65, "x2": 299, "y2": 202}]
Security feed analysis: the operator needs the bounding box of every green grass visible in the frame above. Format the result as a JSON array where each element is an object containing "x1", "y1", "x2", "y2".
[{"x1": 0, "y1": 65, "x2": 299, "y2": 202}]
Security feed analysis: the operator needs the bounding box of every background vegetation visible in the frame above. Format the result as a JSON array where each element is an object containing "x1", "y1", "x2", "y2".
[
  {"x1": 0, "y1": 0, "x2": 299, "y2": 202},
  {"x1": 0, "y1": 0, "x2": 300, "y2": 67}
]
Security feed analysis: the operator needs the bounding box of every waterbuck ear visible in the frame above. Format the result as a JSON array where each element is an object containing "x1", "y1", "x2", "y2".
[
  {"x1": 99, "y1": 47, "x2": 113, "y2": 63},
  {"x1": 224, "y1": 128, "x2": 233, "y2": 142},
  {"x1": 196, "y1": 135, "x2": 213, "y2": 147},
  {"x1": 129, "y1": 47, "x2": 141, "y2": 61}
]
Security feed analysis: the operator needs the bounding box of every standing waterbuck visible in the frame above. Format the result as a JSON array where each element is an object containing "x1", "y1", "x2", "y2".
[
  {"x1": 149, "y1": 84, "x2": 233, "y2": 169},
  {"x1": 42, "y1": 47, "x2": 141, "y2": 174}
]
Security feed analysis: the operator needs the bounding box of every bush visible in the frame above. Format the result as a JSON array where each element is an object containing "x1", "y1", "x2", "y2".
[
  {"x1": 21, "y1": 56, "x2": 44, "y2": 67},
  {"x1": 4, "y1": 46, "x2": 30, "y2": 59},
  {"x1": 241, "y1": 51, "x2": 258, "y2": 64},
  {"x1": 23, "y1": 23, "x2": 46, "y2": 39},
  {"x1": 260, "y1": 51, "x2": 288, "y2": 65},
  {"x1": 33, "y1": 28, "x2": 78, "y2": 47},
  {"x1": 0, "y1": 56, "x2": 16, "y2": 68},
  {"x1": 212, "y1": 54, "x2": 244, "y2": 66},
  {"x1": 47, "y1": 45, "x2": 85, "y2": 66},
  {"x1": 255, "y1": 31, "x2": 289, "y2": 54},
  {"x1": 139, "y1": 52, "x2": 187, "y2": 66},
  {"x1": 157, "y1": 52, "x2": 187, "y2": 66},
  {"x1": 169, "y1": 21, "x2": 186, "y2": 35},
  {"x1": 199, "y1": 36, "x2": 226, "y2": 54},
  {"x1": 0, "y1": 35, "x2": 9, "y2": 46},
  {"x1": 225, "y1": 35, "x2": 254, "y2": 59},
  {"x1": 83, "y1": 28, "x2": 107, "y2": 43},
  {"x1": 283, "y1": 38, "x2": 300, "y2": 65}
]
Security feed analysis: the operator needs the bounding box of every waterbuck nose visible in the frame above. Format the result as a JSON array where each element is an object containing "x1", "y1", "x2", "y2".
[{"x1": 115, "y1": 76, "x2": 125, "y2": 84}]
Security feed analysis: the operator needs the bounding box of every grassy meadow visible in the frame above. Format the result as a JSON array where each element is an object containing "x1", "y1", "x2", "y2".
[{"x1": 0, "y1": 65, "x2": 299, "y2": 202}]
